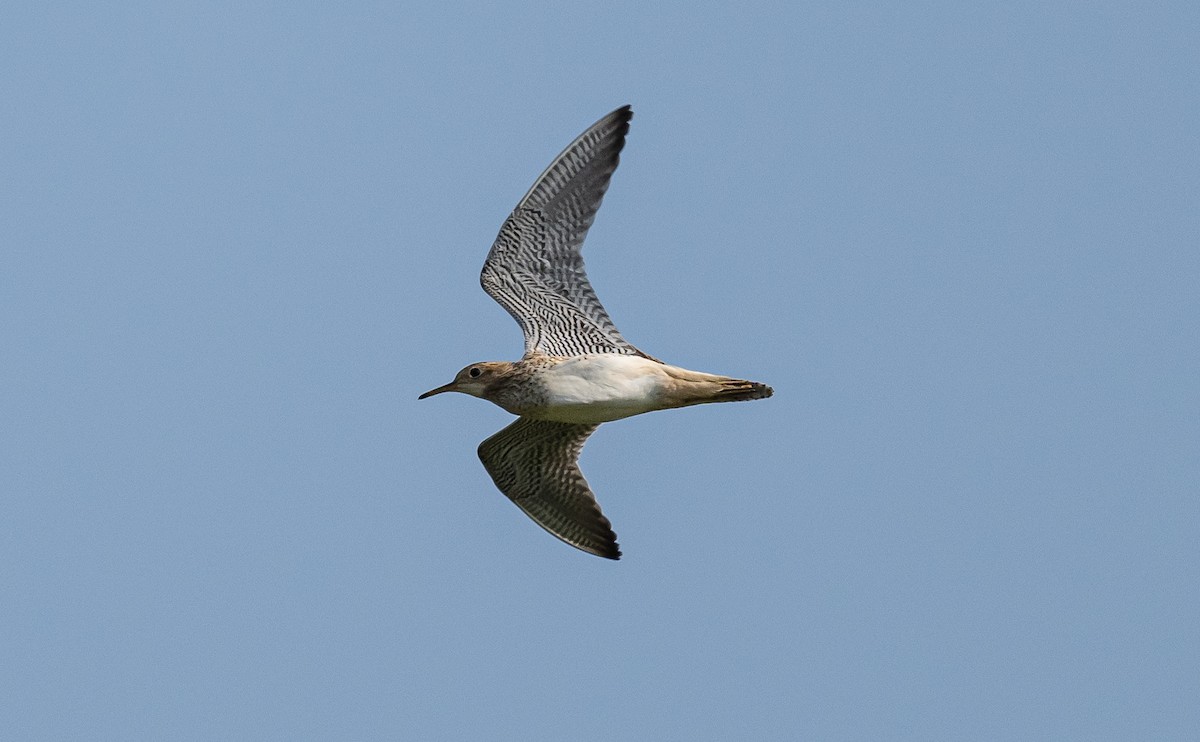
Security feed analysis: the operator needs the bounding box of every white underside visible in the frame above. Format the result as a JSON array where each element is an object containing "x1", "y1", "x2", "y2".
[{"x1": 527, "y1": 354, "x2": 676, "y2": 424}]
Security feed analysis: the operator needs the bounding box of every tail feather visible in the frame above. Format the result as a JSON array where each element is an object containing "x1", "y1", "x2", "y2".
[
  {"x1": 714, "y1": 379, "x2": 774, "y2": 403},
  {"x1": 659, "y1": 365, "x2": 774, "y2": 409}
]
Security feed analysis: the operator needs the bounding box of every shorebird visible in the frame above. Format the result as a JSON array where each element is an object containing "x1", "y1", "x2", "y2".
[{"x1": 420, "y1": 105, "x2": 772, "y2": 559}]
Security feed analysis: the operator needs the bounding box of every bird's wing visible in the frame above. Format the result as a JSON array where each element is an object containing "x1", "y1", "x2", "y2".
[
  {"x1": 480, "y1": 105, "x2": 656, "y2": 360},
  {"x1": 477, "y1": 418, "x2": 620, "y2": 559}
]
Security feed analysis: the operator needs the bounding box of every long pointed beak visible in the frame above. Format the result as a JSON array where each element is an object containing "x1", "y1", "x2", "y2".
[{"x1": 418, "y1": 382, "x2": 457, "y2": 400}]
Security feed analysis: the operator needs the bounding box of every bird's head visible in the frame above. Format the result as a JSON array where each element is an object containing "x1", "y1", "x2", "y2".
[{"x1": 418, "y1": 362, "x2": 512, "y2": 400}]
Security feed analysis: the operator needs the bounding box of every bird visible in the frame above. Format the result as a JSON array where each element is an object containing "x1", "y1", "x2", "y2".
[{"x1": 419, "y1": 105, "x2": 772, "y2": 560}]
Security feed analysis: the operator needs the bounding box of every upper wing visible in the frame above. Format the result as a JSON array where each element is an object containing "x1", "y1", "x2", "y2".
[
  {"x1": 477, "y1": 418, "x2": 620, "y2": 560},
  {"x1": 480, "y1": 105, "x2": 656, "y2": 360}
]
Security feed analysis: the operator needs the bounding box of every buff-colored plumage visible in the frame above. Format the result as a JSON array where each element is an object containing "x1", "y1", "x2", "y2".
[{"x1": 420, "y1": 106, "x2": 771, "y2": 559}]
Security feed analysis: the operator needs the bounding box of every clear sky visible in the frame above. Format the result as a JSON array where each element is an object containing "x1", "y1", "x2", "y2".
[{"x1": 3, "y1": 2, "x2": 1197, "y2": 740}]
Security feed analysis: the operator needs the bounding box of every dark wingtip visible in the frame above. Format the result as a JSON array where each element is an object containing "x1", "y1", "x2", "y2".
[
  {"x1": 583, "y1": 533, "x2": 621, "y2": 560},
  {"x1": 605, "y1": 104, "x2": 633, "y2": 133}
]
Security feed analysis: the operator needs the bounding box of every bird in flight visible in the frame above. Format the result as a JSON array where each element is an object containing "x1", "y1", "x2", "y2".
[{"x1": 420, "y1": 105, "x2": 772, "y2": 559}]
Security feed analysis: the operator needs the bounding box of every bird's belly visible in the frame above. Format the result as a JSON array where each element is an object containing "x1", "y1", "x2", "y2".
[{"x1": 525, "y1": 355, "x2": 668, "y2": 424}]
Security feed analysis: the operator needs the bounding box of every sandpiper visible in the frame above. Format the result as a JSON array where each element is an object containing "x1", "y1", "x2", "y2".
[{"x1": 420, "y1": 105, "x2": 772, "y2": 559}]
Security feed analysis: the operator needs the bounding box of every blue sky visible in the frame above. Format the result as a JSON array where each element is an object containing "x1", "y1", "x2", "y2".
[{"x1": 2, "y1": 2, "x2": 1197, "y2": 739}]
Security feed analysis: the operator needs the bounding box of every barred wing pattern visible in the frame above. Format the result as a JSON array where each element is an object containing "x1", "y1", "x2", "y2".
[
  {"x1": 477, "y1": 418, "x2": 620, "y2": 560},
  {"x1": 481, "y1": 105, "x2": 655, "y2": 360}
]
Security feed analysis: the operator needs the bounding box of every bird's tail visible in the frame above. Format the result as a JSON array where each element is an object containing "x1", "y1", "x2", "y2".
[
  {"x1": 658, "y1": 364, "x2": 774, "y2": 409},
  {"x1": 713, "y1": 378, "x2": 774, "y2": 403}
]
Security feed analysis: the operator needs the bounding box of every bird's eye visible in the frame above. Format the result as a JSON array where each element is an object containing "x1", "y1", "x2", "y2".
[{"x1": 468, "y1": 367, "x2": 482, "y2": 378}]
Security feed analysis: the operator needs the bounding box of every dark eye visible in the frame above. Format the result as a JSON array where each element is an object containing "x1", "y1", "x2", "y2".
[{"x1": 468, "y1": 367, "x2": 482, "y2": 378}]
